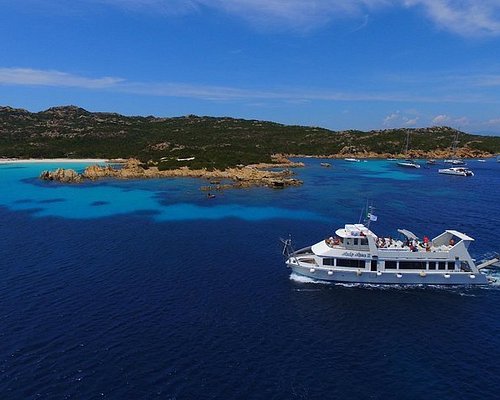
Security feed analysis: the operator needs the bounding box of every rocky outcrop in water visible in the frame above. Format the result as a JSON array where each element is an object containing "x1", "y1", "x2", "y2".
[
  {"x1": 39, "y1": 158, "x2": 303, "y2": 189},
  {"x1": 40, "y1": 168, "x2": 83, "y2": 183}
]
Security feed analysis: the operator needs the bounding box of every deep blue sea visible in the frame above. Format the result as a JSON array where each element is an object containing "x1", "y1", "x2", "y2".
[{"x1": 1, "y1": 158, "x2": 499, "y2": 399}]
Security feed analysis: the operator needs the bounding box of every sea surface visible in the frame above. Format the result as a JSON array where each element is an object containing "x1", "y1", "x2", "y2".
[{"x1": 0, "y1": 158, "x2": 499, "y2": 399}]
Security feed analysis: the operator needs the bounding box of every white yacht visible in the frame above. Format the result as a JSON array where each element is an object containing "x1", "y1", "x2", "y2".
[
  {"x1": 344, "y1": 158, "x2": 361, "y2": 162},
  {"x1": 397, "y1": 132, "x2": 420, "y2": 168},
  {"x1": 438, "y1": 167, "x2": 474, "y2": 176},
  {"x1": 284, "y1": 222, "x2": 493, "y2": 285},
  {"x1": 443, "y1": 159, "x2": 465, "y2": 165},
  {"x1": 397, "y1": 160, "x2": 421, "y2": 168},
  {"x1": 443, "y1": 131, "x2": 465, "y2": 165}
]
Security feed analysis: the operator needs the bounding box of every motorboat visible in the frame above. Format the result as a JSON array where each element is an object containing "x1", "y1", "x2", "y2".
[
  {"x1": 320, "y1": 162, "x2": 331, "y2": 167},
  {"x1": 438, "y1": 167, "x2": 474, "y2": 176},
  {"x1": 443, "y1": 159, "x2": 465, "y2": 165},
  {"x1": 344, "y1": 158, "x2": 361, "y2": 162},
  {"x1": 426, "y1": 159, "x2": 436, "y2": 165},
  {"x1": 397, "y1": 160, "x2": 420, "y2": 168},
  {"x1": 283, "y1": 221, "x2": 494, "y2": 285}
]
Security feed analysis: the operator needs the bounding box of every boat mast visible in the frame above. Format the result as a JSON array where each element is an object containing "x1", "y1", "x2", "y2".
[{"x1": 451, "y1": 131, "x2": 460, "y2": 158}]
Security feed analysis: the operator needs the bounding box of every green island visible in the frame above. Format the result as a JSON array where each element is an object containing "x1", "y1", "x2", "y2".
[{"x1": 1, "y1": 105, "x2": 499, "y2": 189}]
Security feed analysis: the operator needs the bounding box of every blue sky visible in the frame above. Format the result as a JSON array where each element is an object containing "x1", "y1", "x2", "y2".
[{"x1": 1, "y1": 0, "x2": 500, "y2": 135}]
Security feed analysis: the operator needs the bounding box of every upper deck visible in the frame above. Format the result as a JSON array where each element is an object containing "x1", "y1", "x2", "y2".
[{"x1": 314, "y1": 224, "x2": 474, "y2": 262}]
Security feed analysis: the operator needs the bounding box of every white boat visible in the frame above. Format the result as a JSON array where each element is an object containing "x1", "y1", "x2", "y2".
[
  {"x1": 443, "y1": 159, "x2": 465, "y2": 165},
  {"x1": 443, "y1": 131, "x2": 465, "y2": 165},
  {"x1": 284, "y1": 222, "x2": 492, "y2": 286},
  {"x1": 344, "y1": 158, "x2": 361, "y2": 162},
  {"x1": 438, "y1": 167, "x2": 474, "y2": 176},
  {"x1": 397, "y1": 132, "x2": 420, "y2": 168},
  {"x1": 397, "y1": 160, "x2": 421, "y2": 168},
  {"x1": 477, "y1": 159, "x2": 486, "y2": 162}
]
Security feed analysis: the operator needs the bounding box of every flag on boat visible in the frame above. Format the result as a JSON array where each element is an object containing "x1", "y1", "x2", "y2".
[{"x1": 367, "y1": 213, "x2": 378, "y2": 221}]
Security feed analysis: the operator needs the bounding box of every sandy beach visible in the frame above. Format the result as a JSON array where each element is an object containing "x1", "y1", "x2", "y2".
[{"x1": 0, "y1": 158, "x2": 110, "y2": 164}]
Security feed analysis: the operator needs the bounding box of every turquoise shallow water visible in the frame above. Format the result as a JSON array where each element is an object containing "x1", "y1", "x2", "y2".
[
  {"x1": 0, "y1": 163, "x2": 324, "y2": 221},
  {"x1": 0, "y1": 158, "x2": 499, "y2": 399}
]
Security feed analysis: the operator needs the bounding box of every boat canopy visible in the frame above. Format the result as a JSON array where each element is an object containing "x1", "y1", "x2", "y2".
[
  {"x1": 397, "y1": 229, "x2": 418, "y2": 240},
  {"x1": 446, "y1": 230, "x2": 474, "y2": 242},
  {"x1": 336, "y1": 224, "x2": 376, "y2": 238}
]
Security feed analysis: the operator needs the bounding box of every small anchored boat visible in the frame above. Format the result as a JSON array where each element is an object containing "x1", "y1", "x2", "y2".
[
  {"x1": 438, "y1": 167, "x2": 474, "y2": 177},
  {"x1": 443, "y1": 132, "x2": 465, "y2": 165},
  {"x1": 344, "y1": 158, "x2": 361, "y2": 162},
  {"x1": 397, "y1": 132, "x2": 420, "y2": 168},
  {"x1": 397, "y1": 160, "x2": 421, "y2": 168}
]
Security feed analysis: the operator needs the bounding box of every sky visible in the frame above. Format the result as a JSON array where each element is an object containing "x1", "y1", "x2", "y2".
[{"x1": 1, "y1": 0, "x2": 500, "y2": 135}]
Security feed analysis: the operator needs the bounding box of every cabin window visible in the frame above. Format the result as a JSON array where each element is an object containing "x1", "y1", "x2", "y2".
[
  {"x1": 354, "y1": 238, "x2": 359, "y2": 246},
  {"x1": 384, "y1": 261, "x2": 397, "y2": 269},
  {"x1": 438, "y1": 262, "x2": 447, "y2": 270},
  {"x1": 345, "y1": 239, "x2": 352, "y2": 246},
  {"x1": 323, "y1": 258, "x2": 335, "y2": 266},
  {"x1": 399, "y1": 261, "x2": 427, "y2": 270},
  {"x1": 428, "y1": 262, "x2": 436, "y2": 270},
  {"x1": 336, "y1": 258, "x2": 365, "y2": 268},
  {"x1": 360, "y1": 238, "x2": 368, "y2": 246},
  {"x1": 448, "y1": 262, "x2": 456, "y2": 270},
  {"x1": 371, "y1": 260, "x2": 378, "y2": 271}
]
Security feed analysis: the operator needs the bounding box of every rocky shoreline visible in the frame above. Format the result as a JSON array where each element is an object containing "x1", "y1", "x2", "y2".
[
  {"x1": 288, "y1": 147, "x2": 494, "y2": 160},
  {"x1": 39, "y1": 158, "x2": 304, "y2": 189},
  {"x1": 36, "y1": 148, "x2": 496, "y2": 189}
]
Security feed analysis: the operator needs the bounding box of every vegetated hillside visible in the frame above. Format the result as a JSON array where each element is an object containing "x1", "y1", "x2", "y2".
[{"x1": 1, "y1": 105, "x2": 499, "y2": 169}]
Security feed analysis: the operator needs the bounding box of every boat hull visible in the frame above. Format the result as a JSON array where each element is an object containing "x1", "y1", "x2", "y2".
[
  {"x1": 397, "y1": 162, "x2": 420, "y2": 168},
  {"x1": 438, "y1": 169, "x2": 473, "y2": 176},
  {"x1": 288, "y1": 263, "x2": 489, "y2": 286}
]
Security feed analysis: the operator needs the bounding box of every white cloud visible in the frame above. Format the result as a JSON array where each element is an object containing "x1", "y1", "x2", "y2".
[
  {"x1": 432, "y1": 114, "x2": 470, "y2": 127},
  {"x1": 17, "y1": 0, "x2": 500, "y2": 35},
  {"x1": 383, "y1": 111, "x2": 401, "y2": 125},
  {"x1": 432, "y1": 114, "x2": 450, "y2": 124},
  {"x1": 0, "y1": 67, "x2": 497, "y2": 105},
  {"x1": 486, "y1": 117, "x2": 500, "y2": 126},
  {"x1": 383, "y1": 110, "x2": 420, "y2": 126},
  {"x1": 404, "y1": 0, "x2": 500, "y2": 36},
  {"x1": 0, "y1": 68, "x2": 123, "y2": 88},
  {"x1": 403, "y1": 117, "x2": 418, "y2": 126}
]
